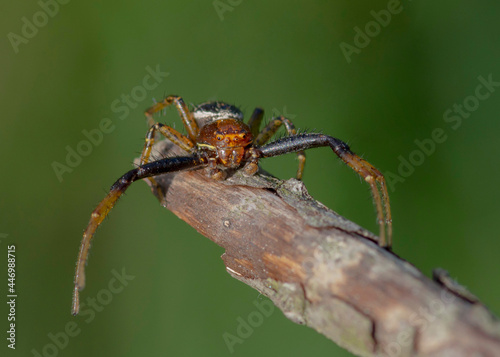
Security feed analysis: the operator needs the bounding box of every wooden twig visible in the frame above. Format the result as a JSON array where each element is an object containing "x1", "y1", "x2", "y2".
[{"x1": 140, "y1": 141, "x2": 500, "y2": 357}]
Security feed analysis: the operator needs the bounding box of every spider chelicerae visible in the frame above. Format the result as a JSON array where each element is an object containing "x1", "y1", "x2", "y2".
[{"x1": 72, "y1": 95, "x2": 392, "y2": 315}]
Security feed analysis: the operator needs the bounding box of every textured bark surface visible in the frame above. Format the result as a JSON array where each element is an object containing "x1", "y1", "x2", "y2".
[{"x1": 140, "y1": 141, "x2": 500, "y2": 357}]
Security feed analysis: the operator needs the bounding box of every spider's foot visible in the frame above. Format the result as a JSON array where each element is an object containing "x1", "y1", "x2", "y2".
[
  {"x1": 206, "y1": 168, "x2": 227, "y2": 181},
  {"x1": 157, "y1": 190, "x2": 168, "y2": 207},
  {"x1": 296, "y1": 154, "x2": 305, "y2": 180},
  {"x1": 242, "y1": 162, "x2": 258, "y2": 176},
  {"x1": 147, "y1": 178, "x2": 168, "y2": 207}
]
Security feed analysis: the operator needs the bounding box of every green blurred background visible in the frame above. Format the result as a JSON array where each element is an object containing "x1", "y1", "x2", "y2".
[{"x1": 1, "y1": 1, "x2": 500, "y2": 356}]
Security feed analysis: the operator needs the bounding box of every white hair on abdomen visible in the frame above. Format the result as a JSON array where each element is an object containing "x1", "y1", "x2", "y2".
[{"x1": 193, "y1": 101, "x2": 244, "y2": 127}]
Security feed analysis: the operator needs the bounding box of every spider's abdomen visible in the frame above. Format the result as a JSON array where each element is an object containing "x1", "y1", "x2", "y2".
[{"x1": 193, "y1": 101, "x2": 244, "y2": 126}]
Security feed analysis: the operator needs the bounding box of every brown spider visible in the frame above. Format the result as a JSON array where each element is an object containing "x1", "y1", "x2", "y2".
[{"x1": 72, "y1": 95, "x2": 392, "y2": 315}]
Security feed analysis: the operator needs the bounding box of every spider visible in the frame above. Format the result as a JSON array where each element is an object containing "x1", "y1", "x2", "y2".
[{"x1": 71, "y1": 95, "x2": 392, "y2": 315}]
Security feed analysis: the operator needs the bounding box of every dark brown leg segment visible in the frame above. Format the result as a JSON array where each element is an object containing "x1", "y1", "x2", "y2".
[
  {"x1": 258, "y1": 133, "x2": 392, "y2": 247},
  {"x1": 247, "y1": 107, "x2": 264, "y2": 139},
  {"x1": 72, "y1": 156, "x2": 206, "y2": 316},
  {"x1": 255, "y1": 116, "x2": 306, "y2": 180}
]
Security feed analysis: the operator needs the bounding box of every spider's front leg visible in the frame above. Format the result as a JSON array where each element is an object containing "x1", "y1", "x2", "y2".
[
  {"x1": 258, "y1": 133, "x2": 392, "y2": 248},
  {"x1": 140, "y1": 121, "x2": 196, "y2": 204},
  {"x1": 144, "y1": 95, "x2": 199, "y2": 140},
  {"x1": 250, "y1": 112, "x2": 306, "y2": 180},
  {"x1": 247, "y1": 107, "x2": 264, "y2": 138},
  {"x1": 72, "y1": 155, "x2": 206, "y2": 316}
]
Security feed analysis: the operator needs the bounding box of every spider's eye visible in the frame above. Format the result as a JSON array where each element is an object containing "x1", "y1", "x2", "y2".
[
  {"x1": 241, "y1": 134, "x2": 246, "y2": 139},
  {"x1": 216, "y1": 134, "x2": 223, "y2": 141}
]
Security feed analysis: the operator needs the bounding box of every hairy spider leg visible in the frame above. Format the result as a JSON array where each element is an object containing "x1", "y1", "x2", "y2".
[
  {"x1": 255, "y1": 116, "x2": 306, "y2": 180},
  {"x1": 141, "y1": 123, "x2": 195, "y2": 162},
  {"x1": 247, "y1": 107, "x2": 265, "y2": 139},
  {"x1": 72, "y1": 156, "x2": 206, "y2": 316},
  {"x1": 140, "y1": 122, "x2": 196, "y2": 203},
  {"x1": 258, "y1": 133, "x2": 392, "y2": 248},
  {"x1": 343, "y1": 153, "x2": 392, "y2": 247},
  {"x1": 144, "y1": 95, "x2": 199, "y2": 140}
]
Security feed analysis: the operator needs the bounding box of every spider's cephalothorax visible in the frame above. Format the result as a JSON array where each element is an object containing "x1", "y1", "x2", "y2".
[
  {"x1": 197, "y1": 119, "x2": 254, "y2": 173},
  {"x1": 193, "y1": 102, "x2": 255, "y2": 175},
  {"x1": 72, "y1": 95, "x2": 392, "y2": 316}
]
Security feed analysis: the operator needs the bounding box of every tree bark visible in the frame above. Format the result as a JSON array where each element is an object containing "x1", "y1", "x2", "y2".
[{"x1": 140, "y1": 141, "x2": 500, "y2": 357}]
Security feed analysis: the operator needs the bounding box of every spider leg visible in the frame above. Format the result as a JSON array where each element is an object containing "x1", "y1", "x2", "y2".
[
  {"x1": 145, "y1": 95, "x2": 199, "y2": 140},
  {"x1": 72, "y1": 155, "x2": 207, "y2": 316},
  {"x1": 258, "y1": 133, "x2": 392, "y2": 248},
  {"x1": 247, "y1": 107, "x2": 264, "y2": 139},
  {"x1": 140, "y1": 123, "x2": 195, "y2": 163},
  {"x1": 140, "y1": 122, "x2": 195, "y2": 204},
  {"x1": 255, "y1": 116, "x2": 306, "y2": 180}
]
